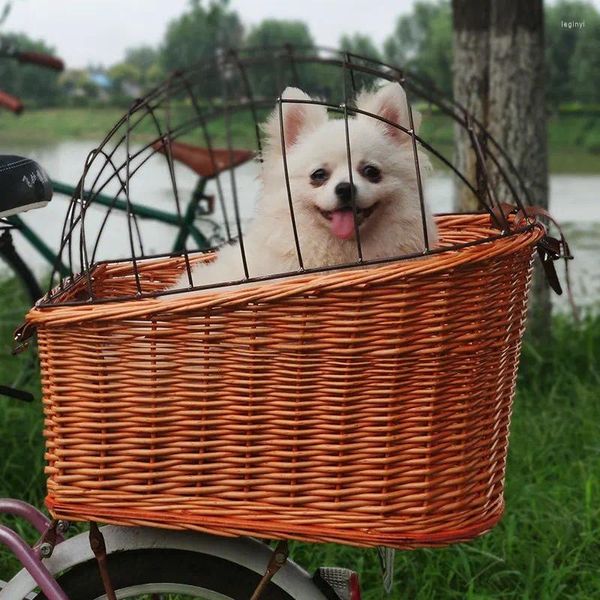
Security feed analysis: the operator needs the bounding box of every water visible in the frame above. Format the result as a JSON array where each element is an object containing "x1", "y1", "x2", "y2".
[{"x1": 6, "y1": 140, "x2": 600, "y2": 312}]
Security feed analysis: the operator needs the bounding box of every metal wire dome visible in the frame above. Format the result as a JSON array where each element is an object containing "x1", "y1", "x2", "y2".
[{"x1": 43, "y1": 45, "x2": 535, "y2": 306}]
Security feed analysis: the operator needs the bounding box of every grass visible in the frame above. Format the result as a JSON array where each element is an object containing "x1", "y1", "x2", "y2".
[
  {"x1": 1, "y1": 108, "x2": 599, "y2": 174},
  {"x1": 418, "y1": 111, "x2": 600, "y2": 175},
  {"x1": 1, "y1": 278, "x2": 599, "y2": 597},
  {"x1": 0, "y1": 107, "x2": 125, "y2": 145},
  {"x1": 0, "y1": 105, "x2": 266, "y2": 149}
]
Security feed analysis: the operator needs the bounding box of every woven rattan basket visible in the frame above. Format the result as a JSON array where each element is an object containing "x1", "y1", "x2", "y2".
[{"x1": 27, "y1": 212, "x2": 544, "y2": 549}]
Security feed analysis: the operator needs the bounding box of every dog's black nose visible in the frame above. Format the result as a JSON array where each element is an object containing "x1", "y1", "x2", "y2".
[{"x1": 334, "y1": 181, "x2": 357, "y2": 206}]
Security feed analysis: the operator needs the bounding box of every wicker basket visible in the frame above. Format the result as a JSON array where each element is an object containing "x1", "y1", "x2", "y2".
[{"x1": 27, "y1": 213, "x2": 544, "y2": 549}]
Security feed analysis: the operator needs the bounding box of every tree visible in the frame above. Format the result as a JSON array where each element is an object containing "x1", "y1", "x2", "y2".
[
  {"x1": 452, "y1": 0, "x2": 550, "y2": 338},
  {"x1": 108, "y1": 62, "x2": 141, "y2": 96},
  {"x1": 384, "y1": 1, "x2": 453, "y2": 95},
  {"x1": 123, "y1": 45, "x2": 164, "y2": 89},
  {"x1": 244, "y1": 19, "x2": 319, "y2": 97},
  {"x1": 545, "y1": 1, "x2": 600, "y2": 107},
  {"x1": 339, "y1": 33, "x2": 381, "y2": 61},
  {"x1": 569, "y1": 9, "x2": 600, "y2": 103},
  {"x1": 59, "y1": 69, "x2": 104, "y2": 104},
  {"x1": 339, "y1": 33, "x2": 383, "y2": 93},
  {"x1": 245, "y1": 19, "x2": 314, "y2": 50},
  {"x1": 451, "y1": 0, "x2": 490, "y2": 212},
  {"x1": 161, "y1": 0, "x2": 243, "y2": 98},
  {"x1": 106, "y1": 46, "x2": 164, "y2": 101}
]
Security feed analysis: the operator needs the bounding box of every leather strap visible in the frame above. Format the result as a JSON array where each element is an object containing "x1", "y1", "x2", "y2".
[{"x1": 492, "y1": 203, "x2": 578, "y2": 320}]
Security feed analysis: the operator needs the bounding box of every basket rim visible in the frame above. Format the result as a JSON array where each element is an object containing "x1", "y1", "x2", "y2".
[
  {"x1": 45, "y1": 494, "x2": 505, "y2": 549},
  {"x1": 27, "y1": 214, "x2": 544, "y2": 326}
]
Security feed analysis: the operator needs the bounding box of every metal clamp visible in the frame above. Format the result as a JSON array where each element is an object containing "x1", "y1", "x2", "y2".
[
  {"x1": 250, "y1": 540, "x2": 289, "y2": 600},
  {"x1": 12, "y1": 322, "x2": 35, "y2": 355},
  {"x1": 89, "y1": 523, "x2": 117, "y2": 600}
]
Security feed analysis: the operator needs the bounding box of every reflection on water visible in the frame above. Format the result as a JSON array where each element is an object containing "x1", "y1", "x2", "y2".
[{"x1": 7, "y1": 140, "x2": 600, "y2": 312}]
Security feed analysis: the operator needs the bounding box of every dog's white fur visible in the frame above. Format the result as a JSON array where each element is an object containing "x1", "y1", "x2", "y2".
[{"x1": 169, "y1": 82, "x2": 437, "y2": 291}]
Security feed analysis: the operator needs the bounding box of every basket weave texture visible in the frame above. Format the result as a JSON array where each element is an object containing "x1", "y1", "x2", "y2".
[{"x1": 28, "y1": 214, "x2": 544, "y2": 549}]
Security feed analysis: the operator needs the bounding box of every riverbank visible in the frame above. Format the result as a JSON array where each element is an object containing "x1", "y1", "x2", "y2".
[{"x1": 1, "y1": 108, "x2": 599, "y2": 174}]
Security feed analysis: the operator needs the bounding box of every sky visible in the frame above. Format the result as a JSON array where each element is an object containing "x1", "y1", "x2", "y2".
[
  {"x1": 4, "y1": 0, "x2": 600, "y2": 69},
  {"x1": 3, "y1": 0, "x2": 416, "y2": 68}
]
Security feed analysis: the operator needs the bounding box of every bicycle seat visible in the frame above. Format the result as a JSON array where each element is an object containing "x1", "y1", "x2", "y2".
[
  {"x1": 152, "y1": 140, "x2": 254, "y2": 179},
  {"x1": 0, "y1": 155, "x2": 52, "y2": 218}
]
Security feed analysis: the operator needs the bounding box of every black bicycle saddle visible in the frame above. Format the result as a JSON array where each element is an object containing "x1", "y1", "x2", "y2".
[{"x1": 0, "y1": 155, "x2": 52, "y2": 218}]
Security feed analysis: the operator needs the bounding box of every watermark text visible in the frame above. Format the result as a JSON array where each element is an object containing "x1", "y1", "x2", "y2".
[{"x1": 561, "y1": 20, "x2": 585, "y2": 29}]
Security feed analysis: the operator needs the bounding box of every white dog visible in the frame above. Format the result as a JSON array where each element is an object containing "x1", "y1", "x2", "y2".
[{"x1": 169, "y1": 82, "x2": 437, "y2": 292}]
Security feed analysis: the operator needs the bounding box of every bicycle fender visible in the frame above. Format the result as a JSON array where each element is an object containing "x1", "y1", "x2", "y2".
[{"x1": 0, "y1": 525, "x2": 328, "y2": 600}]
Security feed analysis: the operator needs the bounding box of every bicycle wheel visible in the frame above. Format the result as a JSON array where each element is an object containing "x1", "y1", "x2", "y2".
[
  {"x1": 34, "y1": 549, "x2": 312, "y2": 600},
  {"x1": 0, "y1": 229, "x2": 42, "y2": 387}
]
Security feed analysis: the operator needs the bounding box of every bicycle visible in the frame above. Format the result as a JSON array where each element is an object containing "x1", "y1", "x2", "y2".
[{"x1": 2, "y1": 41, "x2": 562, "y2": 599}]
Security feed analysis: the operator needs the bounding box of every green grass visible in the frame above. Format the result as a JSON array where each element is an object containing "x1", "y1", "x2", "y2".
[
  {"x1": 418, "y1": 112, "x2": 600, "y2": 175},
  {"x1": 0, "y1": 107, "x2": 125, "y2": 145},
  {"x1": 1, "y1": 108, "x2": 599, "y2": 174},
  {"x1": 1, "y1": 303, "x2": 598, "y2": 596},
  {"x1": 0, "y1": 105, "x2": 266, "y2": 149}
]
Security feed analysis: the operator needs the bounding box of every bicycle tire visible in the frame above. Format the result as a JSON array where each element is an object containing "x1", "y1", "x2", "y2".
[
  {"x1": 0, "y1": 229, "x2": 42, "y2": 387},
  {"x1": 33, "y1": 548, "x2": 308, "y2": 600}
]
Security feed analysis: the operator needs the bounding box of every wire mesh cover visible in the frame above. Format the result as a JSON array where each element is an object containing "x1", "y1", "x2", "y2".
[{"x1": 28, "y1": 47, "x2": 547, "y2": 548}]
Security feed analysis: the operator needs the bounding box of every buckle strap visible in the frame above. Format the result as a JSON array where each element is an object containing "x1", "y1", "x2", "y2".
[{"x1": 492, "y1": 202, "x2": 578, "y2": 320}]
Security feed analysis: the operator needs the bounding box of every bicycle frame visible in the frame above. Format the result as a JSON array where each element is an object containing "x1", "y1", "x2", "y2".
[
  {"x1": 4, "y1": 175, "x2": 215, "y2": 279},
  {"x1": 0, "y1": 499, "x2": 68, "y2": 599}
]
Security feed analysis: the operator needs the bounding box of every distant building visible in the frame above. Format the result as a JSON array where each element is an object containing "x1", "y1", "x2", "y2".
[{"x1": 88, "y1": 72, "x2": 112, "y2": 90}]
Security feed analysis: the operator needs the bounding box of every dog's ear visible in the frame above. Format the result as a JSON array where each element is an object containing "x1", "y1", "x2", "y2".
[
  {"x1": 264, "y1": 87, "x2": 327, "y2": 153},
  {"x1": 356, "y1": 82, "x2": 420, "y2": 144}
]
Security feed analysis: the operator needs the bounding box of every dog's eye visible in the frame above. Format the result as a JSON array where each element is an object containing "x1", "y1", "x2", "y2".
[
  {"x1": 361, "y1": 165, "x2": 382, "y2": 182},
  {"x1": 310, "y1": 168, "x2": 329, "y2": 183}
]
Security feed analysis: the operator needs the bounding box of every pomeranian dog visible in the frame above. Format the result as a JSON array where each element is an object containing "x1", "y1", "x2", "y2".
[{"x1": 169, "y1": 82, "x2": 437, "y2": 292}]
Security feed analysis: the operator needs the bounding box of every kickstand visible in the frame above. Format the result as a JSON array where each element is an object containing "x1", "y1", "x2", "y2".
[
  {"x1": 377, "y1": 546, "x2": 395, "y2": 595},
  {"x1": 249, "y1": 540, "x2": 289, "y2": 600},
  {"x1": 89, "y1": 522, "x2": 117, "y2": 600}
]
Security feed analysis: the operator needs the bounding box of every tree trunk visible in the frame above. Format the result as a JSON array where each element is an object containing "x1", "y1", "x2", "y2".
[
  {"x1": 451, "y1": 0, "x2": 551, "y2": 338},
  {"x1": 451, "y1": 0, "x2": 490, "y2": 211},
  {"x1": 488, "y1": 0, "x2": 551, "y2": 338}
]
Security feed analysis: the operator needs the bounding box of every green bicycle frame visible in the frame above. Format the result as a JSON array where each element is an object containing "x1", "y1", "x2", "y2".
[{"x1": 6, "y1": 178, "x2": 214, "y2": 277}]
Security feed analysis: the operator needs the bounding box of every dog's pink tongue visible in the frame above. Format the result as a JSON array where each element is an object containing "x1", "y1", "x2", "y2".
[{"x1": 330, "y1": 210, "x2": 356, "y2": 240}]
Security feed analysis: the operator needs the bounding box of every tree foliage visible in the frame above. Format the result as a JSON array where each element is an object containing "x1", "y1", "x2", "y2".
[
  {"x1": 161, "y1": 0, "x2": 243, "y2": 97},
  {"x1": 244, "y1": 19, "x2": 320, "y2": 96},
  {"x1": 338, "y1": 33, "x2": 382, "y2": 93},
  {"x1": 569, "y1": 15, "x2": 600, "y2": 103},
  {"x1": 245, "y1": 19, "x2": 314, "y2": 51},
  {"x1": 3, "y1": 0, "x2": 600, "y2": 109},
  {"x1": 546, "y1": 1, "x2": 600, "y2": 106},
  {"x1": 123, "y1": 45, "x2": 164, "y2": 88},
  {"x1": 384, "y1": 1, "x2": 453, "y2": 94},
  {"x1": 339, "y1": 33, "x2": 381, "y2": 61},
  {"x1": 382, "y1": 0, "x2": 600, "y2": 107}
]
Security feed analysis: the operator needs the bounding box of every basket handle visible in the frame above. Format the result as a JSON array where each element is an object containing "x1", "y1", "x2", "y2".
[{"x1": 13, "y1": 321, "x2": 35, "y2": 354}]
